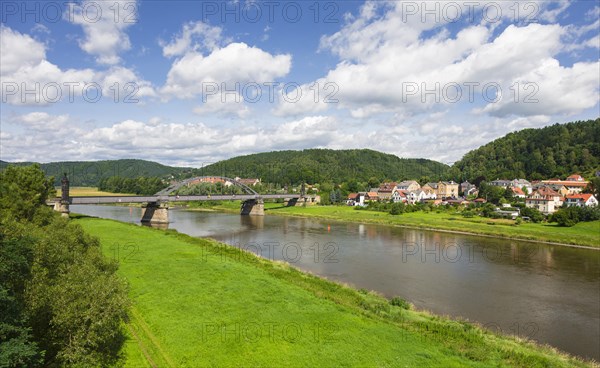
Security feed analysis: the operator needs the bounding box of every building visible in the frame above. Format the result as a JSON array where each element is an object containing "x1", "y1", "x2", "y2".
[
  {"x1": 235, "y1": 177, "x2": 261, "y2": 186},
  {"x1": 397, "y1": 180, "x2": 421, "y2": 192},
  {"x1": 347, "y1": 192, "x2": 366, "y2": 206},
  {"x1": 511, "y1": 187, "x2": 526, "y2": 199},
  {"x1": 438, "y1": 181, "x2": 459, "y2": 199},
  {"x1": 377, "y1": 182, "x2": 398, "y2": 201},
  {"x1": 392, "y1": 190, "x2": 408, "y2": 203},
  {"x1": 541, "y1": 175, "x2": 588, "y2": 194},
  {"x1": 365, "y1": 192, "x2": 379, "y2": 202},
  {"x1": 525, "y1": 187, "x2": 563, "y2": 214},
  {"x1": 565, "y1": 194, "x2": 598, "y2": 207},
  {"x1": 460, "y1": 181, "x2": 476, "y2": 195},
  {"x1": 511, "y1": 179, "x2": 532, "y2": 194},
  {"x1": 490, "y1": 179, "x2": 512, "y2": 188}
]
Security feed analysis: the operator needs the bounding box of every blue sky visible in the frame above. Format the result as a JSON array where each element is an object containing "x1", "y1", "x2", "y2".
[{"x1": 1, "y1": 0, "x2": 599, "y2": 166}]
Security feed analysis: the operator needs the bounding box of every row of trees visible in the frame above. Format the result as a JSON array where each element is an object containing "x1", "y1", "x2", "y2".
[
  {"x1": 98, "y1": 176, "x2": 165, "y2": 195},
  {"x1": 0, "y1": 165, "x2": 129, "y2": 367}
]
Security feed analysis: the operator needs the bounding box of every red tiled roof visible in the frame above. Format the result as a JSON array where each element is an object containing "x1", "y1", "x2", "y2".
[
  {"x1": 511, "y1": 187, "x2": 525, "y2": 195},
  {"x1": 348, "y1": 193, "x2": 358, "y2": 200},
  {"x1": 566, "y1": 194, "x2": 593, "y2": 201}
]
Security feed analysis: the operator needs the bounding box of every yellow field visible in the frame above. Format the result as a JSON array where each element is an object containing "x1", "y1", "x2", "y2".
[{"x1": 55, "y1": 186, "x2": 133, "y2": 197}]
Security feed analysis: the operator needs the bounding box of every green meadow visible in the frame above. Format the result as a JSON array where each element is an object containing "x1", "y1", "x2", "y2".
[{"x1": 75, "y1": 217, "x2": 595, "y2": 367}]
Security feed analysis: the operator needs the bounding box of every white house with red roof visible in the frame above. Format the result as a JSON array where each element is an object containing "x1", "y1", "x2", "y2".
[
  {"x1": 565, "y1": 194, "x2": 598, "y2": 207},
  {"x1": 525, "y1": 187, "x2": 563, "y2": 214}
]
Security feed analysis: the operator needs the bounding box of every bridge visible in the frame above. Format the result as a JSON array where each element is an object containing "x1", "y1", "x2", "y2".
[{"x1": 52, "y1": 175, "x2": 311, "y2": 223}]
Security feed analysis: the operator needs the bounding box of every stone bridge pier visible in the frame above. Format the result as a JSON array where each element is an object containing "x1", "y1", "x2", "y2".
[
  {"x1": 240, "y1": 198, "x2": 264, "y2": 216},
  {"x1": 141, "y1": 202, "x2": 169, "y2": 224}
]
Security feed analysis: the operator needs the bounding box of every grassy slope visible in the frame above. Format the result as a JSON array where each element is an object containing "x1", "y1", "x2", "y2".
[
  {"x1": 75, "y1": 217, "x2": 594, "y2": 367},
  {"x1": 183, "y1": 202, "x2": 600, "y2": 248}
]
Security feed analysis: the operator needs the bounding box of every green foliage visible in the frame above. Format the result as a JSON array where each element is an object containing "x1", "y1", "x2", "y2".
[
  {"x1": 550, "y1": 206, "x2": 600, "y2": 227},
  {"x1": 477, "y1": 182, "x2": 507, "y2": 205},
  {"x1": 390, "y1": 297, "x2": 411, "y2": 310},
  {"x1": 0, "y1": 165, "x2": 129, "y2": 367},
  {"x1": 0, "y1": 165, "x2": 55, "y2": 224},
  {"x1": 454, "y1": 119, "x2": 600, "y2": 182},
  {"x1": 519, "y1": 207, "x2": 545, "y2": 223},
  {"x1": 193, "y1": 149, "x2": 449, "y2": 185},
  {"x1": 174, "y1": 182, "x2": 244, "y2": 195},
  {"x1": 98, "y1": 175, "x2": 166, "y2": 195}
]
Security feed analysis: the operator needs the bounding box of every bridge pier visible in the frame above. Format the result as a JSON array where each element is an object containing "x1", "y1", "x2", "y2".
[
  {"x1": 53, "y1": 200, "x2": 70, "y2": 218},
  {"x1": 141, "y1": 202, "x2": 169, "y2": 224},
  {"x1": 240, "y1": 198, "x2": 264, "y2": 216}
]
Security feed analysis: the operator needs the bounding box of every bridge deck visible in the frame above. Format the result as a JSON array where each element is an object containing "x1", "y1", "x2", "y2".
[{"x1": 64, "y1": 194, "x2": 301, "y2": 204}]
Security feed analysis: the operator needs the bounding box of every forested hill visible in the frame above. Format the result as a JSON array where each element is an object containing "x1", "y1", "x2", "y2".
[
  {"x1": 452, "y1": 118, "x2": 600, "y2": 182},
  {"x1": 194, "y1": 149, "x2": 449, "y2": 184},
  {"x1": 0, "y1": 159, "x2": 190, "y2": 187}
]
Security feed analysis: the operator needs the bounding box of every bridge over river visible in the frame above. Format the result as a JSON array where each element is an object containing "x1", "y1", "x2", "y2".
[{"x1": 52, "y1": 174, "x2": 311, "y2": 223}]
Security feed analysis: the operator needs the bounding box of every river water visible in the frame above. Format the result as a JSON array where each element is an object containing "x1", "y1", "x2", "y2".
[{"x1": 72, "y1": 205, "x2": 600, "y2": 361}]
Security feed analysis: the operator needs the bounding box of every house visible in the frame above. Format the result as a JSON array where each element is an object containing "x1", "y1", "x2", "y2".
[
  {"x1": 511, "y1": 179, "x2": 532, "y2": 194},
  {"x1": 392, "y1": 190, "x2": 408, "y2": 203},
  {"x1": 347, "y1": 192, "x2": 366, "y2": 206},
  {"x1": 525, "y1": 187, "x2": 563, "y2": 214},
  {"x1": 565, "y1": 194, "x2": 598, "y2": 207},
  {"x1": 397, "y1": 180, "x2": 421, "y2": 192},
  {"x1": 377, "y1": 182, "x2": 398, "y2": 201},
  {"x1": 235, "y1": 177, "x2": 261, "y2": 186},
  {"x1": 566, "y1": 174, "x2": 585, "y2": 182},
  {"x1": 365, "y1": 192, "x2": 379, "y2": 202},
  {"x1": 438, "y1": 181, "x2": 459, "y2": 199},
  {"x1": 533, "y1": 183, "x2": 569, "y2": 197},
  {"x1": 494, "y1": 207, "x2": 520, "y2": 220},
  {"x1": 511, "y1": 187, "x2": 526, "y2": 199},
  {"x1": 541, "y1": 175, "x2": 588, "y2": 194},
  {"x1": 490, "y1": 179, "x2": 512, "y2": 188},
  {"x1": 405, "y1": 190, "x2": 427, "y2": 204},
  {"x1": 446, "y1": 198, "x2": 469, "y2": 206},
  {"x1": 188, "y1": 176, "x2": 233, "y2": 186},
  {"x1": 422, "y1": 182, "x2": 438, "y2": 193},
  {"x1": 460, "y1": 181, "x2": 476, "y2": 195}
]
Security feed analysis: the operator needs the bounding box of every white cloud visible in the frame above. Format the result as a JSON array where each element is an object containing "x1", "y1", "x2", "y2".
[
  {"x1": 160, "y1": 21, "x2": 228, "y2": 57},
  {"x1": 161, "y1": 42, "x2": 291, "y2": 99},
  {"x1": 68, "y1": 0, "x2": 137, "y2": 65},
  {"x1": 279, "y1": 2, "x2": 598, "y2": 119},
  {"x1": 0, "y1": 26, "x2": 155, "y2": 105}
]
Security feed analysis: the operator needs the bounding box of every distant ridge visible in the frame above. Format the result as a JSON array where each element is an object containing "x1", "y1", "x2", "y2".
[
  {"x1": 453, "y1": 118, "x2": 600, "y2": 182},
  {"x1": 193, "y1": 149, "x2": 449, "y2": 184},
  {"x1": 0, "y1": 159, "x2": 190, "y2": 186}
]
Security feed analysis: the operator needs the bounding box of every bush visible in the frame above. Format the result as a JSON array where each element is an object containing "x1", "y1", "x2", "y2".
[{"x1": 390, "y1": 297, "x2": 411, "y2": 310}]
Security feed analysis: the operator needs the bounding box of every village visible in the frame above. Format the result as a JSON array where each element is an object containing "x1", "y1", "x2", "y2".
[{"x1": 345, "y1": 174, "x2": 599, "y2": 218}]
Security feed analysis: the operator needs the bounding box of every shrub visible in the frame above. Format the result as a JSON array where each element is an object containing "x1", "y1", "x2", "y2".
[{"x1": 390, "y1": 297, "x2": 411, "y2": 310}]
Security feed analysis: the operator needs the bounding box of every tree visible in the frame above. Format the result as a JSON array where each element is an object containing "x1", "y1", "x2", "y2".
[
  {"x1": 0, "y1": 166, "x2": 130, "y2": 367},
  {"x1": 0, "y1": 165, "x2": 55, "y2": 224}
]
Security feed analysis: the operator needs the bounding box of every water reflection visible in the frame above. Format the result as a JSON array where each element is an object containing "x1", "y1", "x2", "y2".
[{"x1": 71, "y1": 205, "x2": 600, "y2": 361}]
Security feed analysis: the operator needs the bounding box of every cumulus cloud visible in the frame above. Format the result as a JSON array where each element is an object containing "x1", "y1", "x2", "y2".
[
  {"x1": 68, "y1": 0, "x2": 137, "y2": 65},
  {"x1": 161, "y1": 42, "x2": 291, "y2": 99},
  {"x1": 0, "y1": 26, "x2": 155, "y2": 105},
  {"x1": 160, "y1": 21, "x2": 228, "y2": 57},
  {"x1": 277, "y1": 2, "x2": 599, "y2": 119}
]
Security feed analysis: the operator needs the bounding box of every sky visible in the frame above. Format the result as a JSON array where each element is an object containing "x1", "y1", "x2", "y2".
[{"x1": 1, "y1": 0, "x2": 599, "y2": 167}]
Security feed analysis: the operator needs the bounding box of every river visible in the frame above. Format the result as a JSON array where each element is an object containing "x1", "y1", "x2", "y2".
[{"x1": 71, "y1": 205, "x2": 600, "y2": 361}]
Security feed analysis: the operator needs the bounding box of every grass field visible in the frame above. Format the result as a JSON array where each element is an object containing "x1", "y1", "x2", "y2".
[
  {"x1": 75, "y1": 217, "x2": 595, "y2": 367},
  {"x1": 182, "y1": 201, "x2": 600, "y2": 248},
  {"x1": 56, "y1": 186, "x2": 133, "y2": 197}
]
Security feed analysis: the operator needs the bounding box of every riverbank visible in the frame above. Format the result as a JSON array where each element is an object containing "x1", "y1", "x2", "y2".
[
  {"x1": 181, "y1": 201, "x2": 600, "y2": 248},
  {"x1": 74, "y1": 216, "x2": 595, "y2": 367}
]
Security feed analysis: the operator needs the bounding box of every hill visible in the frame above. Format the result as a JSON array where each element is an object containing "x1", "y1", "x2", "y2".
[
  {"x1": 453, "y1": 118, "x2": 600, "y2": 182},
  {"x1": 0, "y1": 159, "x2": 190, "y2": 187},
  {"x1": 193, "y1": 149, "x2": 449, "y2": 185}
]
